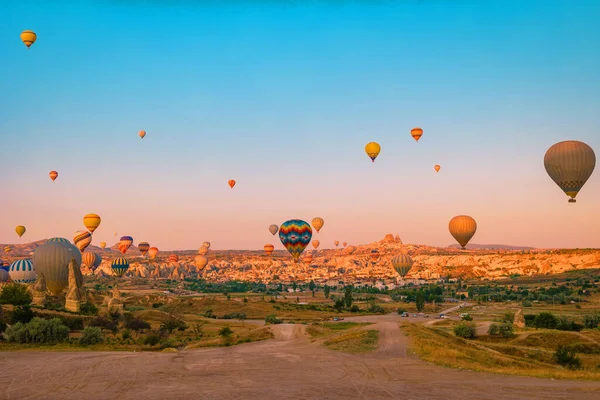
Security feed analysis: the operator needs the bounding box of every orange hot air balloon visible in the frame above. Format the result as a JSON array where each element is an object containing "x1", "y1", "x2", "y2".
[
  {"x1": 139, "y1": 130, "x2": 146, "y2": 139},
  {"x1": 343, "y1": 242, "x2": 347, "y2": 247},
  {"x1": 264, "y1": 244, "x2": 274, "y2": 256},
  {"x1": 434, "y1": 165, "x2": 441, "y2": 172},
  {"x1": 148, "y1": 247, "x2": 159, "y2": 259},
  {"x1": 49, "y1": 171, "x2": 58, "y2": 182},
  {"x1": 20, "y1": 30, "x2": 37, "y2": 48},
  {"x1": 228, "y1": 179, "x2": 236, "y2": 189},
  {"x1": 411, "y1": 128, "x2": 423, "y2": 142}
]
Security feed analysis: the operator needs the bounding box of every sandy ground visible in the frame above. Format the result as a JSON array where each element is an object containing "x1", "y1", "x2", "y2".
[{"x1": 1, "y1": 313, "x2": 600, "y2": 400}]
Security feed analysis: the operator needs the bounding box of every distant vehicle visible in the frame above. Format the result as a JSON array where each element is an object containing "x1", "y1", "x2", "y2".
[
  {"x1": 401, "y1": 312, "x2": 409, "y2": 317},
  {"x1": 439, "y1": 313, "x2": 447, "y2": 319},
  {"x1": 412, "y1": 314, "x2": 417, "y2": 317},
  {"x1": 333, "y1": 317, "x2": 340, "y2": 321}
]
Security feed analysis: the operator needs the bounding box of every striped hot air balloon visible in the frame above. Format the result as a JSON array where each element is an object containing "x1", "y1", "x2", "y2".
[
  {"x1": 411, "y1": 127, "x2": 423, "y2": 142},
  {"x1": 278, "y1": 219, "x2": 312, "y2": 261},
  {"x1": 302, "y1": 253, "x2": 313, "y2": 264},
  {"x1": 83, "y1": 214, "x2": 101, "y2": 233},
  {"x1": 118, "y1": 236, "x2": 134, "y2": 254},
  {"x1": 168, "y1": 254, "x2": 179, "y2": 263},
  {"x1": 264, "y1": 244, "x2": 274, "y2": 256},
  {"x1": 8, "y1": 259, "x2": 36, "y2": 283},
  {"x1": 49, "y1": 170, "x2": 58, "y2": 182},
  {"x1": 73, "y1": 230, "x2": 92, "y2": 253},
  {"x1": 370, "y1": 249, "x2": 380, "y2": 262},
  {"x1": 4, "y1": 246, "x2": 11, "y2": 254},
  {"x1": 392, "y1": 254, "x2": 414, "y2": 278},
  {"x1": 138, "y1": 242, "x2": 150, "y2": 256},
  {"x1": 111, "y1": 257, "x2": 129, "y2": 277},
  {"x1": 82, "y1": 251, "x2": 100, "y2": 271},
  {"x1": 47, "y1": 237, "x2": 70, "y2": 243}
]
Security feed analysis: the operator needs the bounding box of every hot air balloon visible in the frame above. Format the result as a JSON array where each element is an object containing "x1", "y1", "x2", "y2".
[
  {"x1": 83, "y1": 213, "x2": 101, "y2": 233},
  {"x1": 449, "y1": 215, "x2": 477, "y2": 250},
  {"x1": 334, "y1": 240, "x2": 339, "y2": 247},
  {"x1": 302, "y1": 253, "x2": 313, "y2": 264},
  {"x1": 544, "y1": 140, "x2": 596, "y2": 203},
  {"x1": 49, "y1": 171, "x2": 58, "y2": 182},
  {"x1": 100, "y1": 242, "x2": 106, "y2": 249},
  {"x1": 370, "y1": 249, "x2": 380, "y2": 262},
  {"x1": 8, "y1": 260, "x2": 33, "y2": 282},
  {"x1": 434, "y1": 165, "x2": 441, "y2": 172},
  {"x1": 343, "y1": 242, "x2": 347, "y2": 247},
  {"x1": 148, "y1": 247, "x2": 159, "y2": 259},
  {"x1": 20, "y1": 30, "x2": 36, "y2": 48},
  {"x1": 392, "y1": 254, "x2": 414, "y2": 278},
  {"x1": 168, "y1": 254, "x2": 179, "y2": 263},
  {"x1": 279, "y1": 219, "x2": 312, "y2": 261},
  {"x1": 15, "y1": 225, "x2": 26, "y2": 238},
  {"x1": 344, "y1": 245, "x2": 356, "y2": 254},
  {"x1": 202, "y1": 242, "x2": 211, "y2": 249},
  {"x1": 311, "y1": 217, "x2": 324, "y2": 233},
  {"x1": 73, "y1": 230, "x2": 92, "y2": 253},
  {"x1": 33, "y1": 239, "x2": 81, "y2": 295},
  {"x1": 365, "y1": 142, "x2": 381, "y2": 162},
  {"x1": 138, "y1": 242, "x2": 150, "y2": 256},
  {"x1": 264, "y1": 244, "x2": 274, "y2": 256},
  {"x1": 81, "y1": 251, "x2": 100, "y2": 271},
  {"x1": 312, "y1": 240, "x2": 320, "y2": 249},
  {"x1": 198, "y1": 245, "x2": 208, "y2": 256},
  {"x1": 269, "y1": 224, "x2": 279, "y2": 236},
  {"x1": 139, "y1": 130, "x2": 146, "y2": 139},
  {"x1": 111, "y1": 257, "x2": 129, "y2": 277},
  {"x1": 0, "y1": 258, "x2": 7, "y2": 272},
  {"x1": 411, "y1": 128, "x2": 423, "y2": 142},
  {"x1": 228, "y1": 180, "x2": 236, "y2": 189},
  {"x1": 194, "y1": 255, "x2": 208, "y2": 270},
  {"x1": 118, "y1": 236, "x2": 133, "y2": 254},
  {"x1": 0, "y1": 270, "x2": 9, "y2": 283},
  {"x1": 4, "y1": 246, "x2": 11, "y2": 254}
]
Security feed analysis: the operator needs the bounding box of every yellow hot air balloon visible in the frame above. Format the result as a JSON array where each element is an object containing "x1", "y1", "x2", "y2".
[
  {"x1": 411, "y1": 127, "x2": 423, "y2": 142},
  {"x1": 449, "y1": 215, "x2": 477, "y2": 250},
  {"x1": 312, "y1": 240, "x2": 320, "y2": 249},
  {"x1": 194, "y1": 255, "x2": 208, "y2": 270},
  {"x1": 264, "y1": 244, "x2": 275, "y2": 256},
  {"x1": 392, "y1": 254, "x2": 414, "y2": 278},
  {"x1": 544, "y1": 140, "x2": 596, "y2": 203},
  {"x1": 139, "y1": 130, "x2": 146, "y2": 139},
  {"x1": 198, "y1": 245, "x2": 208, "y2": 256},
  {"x1": 15, "y1": 225, "x2": 26, "y2": 238},
  {"x1": 83, "y1": 213, "x2": 101, "y2": 233},
  {"x1": 20, "y1": 30, "x2": 37, "y2": 48},
  {"x1": 434, "y1": 164, "x2": 441, "y2": 172},
  {"x1": 100, "y1": 242, "x2": 107, "y2": 249},
  {"x1": 4, "y1": 246, "x2": 11, "y2": 254},
  {"x1": 365, "y1": 142, "x2": 381, "y2": 162},
  {"x1": 334, "y1": 240, "x2": 339, "y2": 247},
  {"x1": 311, "y1": 217, "x2": 324, "y2": 233}
]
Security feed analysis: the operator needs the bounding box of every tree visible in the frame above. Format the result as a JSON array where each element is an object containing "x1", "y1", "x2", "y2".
[
  {"x1": 324, "y1": 285, "x2": 331, "y2": 299},
  {"x1": 344, "y1": 286, "x2": 353, "y2": 309},
  {"x1": 0, "y1": 283, "x2": 32, "y2": 306},
  {"x1": 292, "y1": 282, "x2": 297, "y2": 292},
  {"x1": 309, "y1": 280, "x2": 316, "y2": 297},
  {"x1": 415, "y1": 292, "x2": 425, "y2": 312}
]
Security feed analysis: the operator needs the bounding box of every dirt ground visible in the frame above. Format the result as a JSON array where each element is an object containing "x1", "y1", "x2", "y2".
[{"x1": 1, "y1": 313, "x2": 600, "y2": 400}]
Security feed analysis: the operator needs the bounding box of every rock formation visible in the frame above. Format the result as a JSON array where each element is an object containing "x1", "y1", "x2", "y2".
[
  {"x1": 32, "y1": 272, "x2": 48, "y2": 307},
  {"x1": 513, "y1": 309, "x2": 526, "y2": 328},
  {"x1": 108, "y1": 285, "x2": 124, "y2": 313},
  {"x1": 65, "y1": 258, "x2": 82, "y2": 312}
]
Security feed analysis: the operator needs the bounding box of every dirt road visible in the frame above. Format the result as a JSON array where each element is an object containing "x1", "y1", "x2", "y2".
[{"x1": 1, "y1": 314, "x2": 599, "y2": 400}]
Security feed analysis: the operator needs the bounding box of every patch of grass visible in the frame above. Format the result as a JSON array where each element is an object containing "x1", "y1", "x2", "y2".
[
  {"x1": 403, "y1": 323, "x2": 600, "y2": 380},
  {"x1": 306, "y1": 322, "x2": 371, "y2": 339},
  {"x1": 323, "y1": 329, "x2": 379, "y2": 353}
]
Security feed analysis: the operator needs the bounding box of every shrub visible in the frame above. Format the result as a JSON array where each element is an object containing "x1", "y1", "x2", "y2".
[
  {"x1": 0, "y1": 283, "x2": 32, "y2": 306},
  {"x1": 350, "y1": 305, "x2": 360, "y2": 313},
  {"x1": 461, "y1": 314, "x2": 473, "y2": 321},
  {"x1": 584, "y1": 314, "x2": 600, "y2": 329},
  {"x1": 219, "y1": 326, "x2": 233, "y2": 337},
  {"x1": 367, "y1": 304, "x2": 385, "y2": 314},
  {"x1": 125, "y1": 318, "x2": 151, "y2": 332},
  {"x1": 160, "y1": 315, "x2": 187, "y2": 334},
  {"x1": 10, "y1": 305, "x2": 34, "y2": 324},
  {"x1": 79, "y1": 326, "x2": 103, "y2": 345},
  {"x1": 0, "y1": 320, "x2": 6, "y2": 336},
  {"x1": 454, "y1": 323, "x2": 477, "y2": 339},
  {"x1": 79, "y1": 303, "x2": 99, "y2": 316},
  {"x1": 502, "y1": 312, "x2": 515, "y2": 323},
  {"x1": 533, "y1": 312, "x2": 559, "y2": 329},
  {"x1": 265, "y1": 314, "x2": 282, "y2": 325},
  {"x1": 397, "y1": 308, "x2": 406, "y2": 315},
  {"x1": 203, "y1": 309, "x2": 216, "y2": 318},
  {"x1": 144, "y1": 332, "x2": 161, "y2": 346},
  {"x1": 6, "y1": 317, "x2": 69, "y2": 344},
  {"x1": 489, "y1": 322, "x2": 514, "y2": 338},
  {"x1": 152, "y1": 302, "x2": 164, "y2": 309},
  {"x1": 557, "y1": 316, "x2": 583, "y2": 332},
  {"x1": 522, "y1": 300, "x2": 532, "y2": 307},
  {"x1": 554, "y1": 345, "x2": 582, "y2": 370},
  {"x1": 89, "y1": 315, "x2": 119, "y2": 333},
  {"x1": 488, "y1": 323, "x2": 499, "y2": 336},
  {"x1": 57, "y1": 316, "x2": 84, "y2": 332}
]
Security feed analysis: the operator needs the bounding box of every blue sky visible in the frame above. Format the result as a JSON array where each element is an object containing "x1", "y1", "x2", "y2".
[{"x1": 1, "y1": 0, "x2": 600, "y2": 250}]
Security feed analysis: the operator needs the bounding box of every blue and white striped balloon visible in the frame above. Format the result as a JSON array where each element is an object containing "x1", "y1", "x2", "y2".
[{"x1": 9, "y1": 259, "x2": 36, "y2": 283}]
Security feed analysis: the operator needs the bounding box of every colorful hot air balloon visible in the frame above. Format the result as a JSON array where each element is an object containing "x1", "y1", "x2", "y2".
[
  {"x1": 111, "y1": 257, "x2": 129, "y2": 277},
  {"x1": 4, "y1": 246, "x2": 11, "y2": 254},
  {"x1": 370, "y1": 249, "x2": 380, "y2": 262},
  {"x1": 278, "y1": 219, "x2": 312, "y2": 261},
  {"x1": 20, "y1": 30, "x2": 36, "y2": 48},
  {"x1": 392, "y1": 254, "x2": 414, "y2": 278},
  {"x1": 139, "y1": 130, "x2": 146, "y2": 139},
  {"x1": 194, "y1": 255, "x2": 208, "y2": 270},
  {"x1": 544, "y1": 140, "x2": 596, "y2": 203},
  {"x1": 264, "y1": 244, "x2": 275, "y2": 256},
  {"x1": 168, "y1": 254, "x2": 179, "y2": 263},
  {"x1": 365, "y1": 142, "x2": 381, "y2": 162},
  {"x1": 100, "y1": 242, "x2": 107, "y2": 249},
  {"x1": 269, "y1": 224, "x2": 279, "y2": 236},
  {"x1": 49, "y1": 171, "x2": 58, "y2": 182},
  {"x1": 82, "y1": 251, "x2": 99, "y2": 271},
  {"x1": 434, "y1": 165, "x2": 441, "y2": 172},
  {"x1": 15, "y1": 225, "x2": 26, "y2": 238},
  {"x1": 202, "y1": 242, "x2": 211, "y2": 249},
  {"x1": 449, "y1": 215, "x2": 477, "y2": 250},
  {"x1": 8, "y1": 259, "x2": 36, "y2": 283},
  {"x1": 138, "y1": 242, "x2": 150, "y2": 256},
  {"x1": 148, "y1": 247, "x2": 159, "y2": 259},
  {"x1": 198, "y1": 245, "x2": 208, "y2": 256},
  {"x1": 312, "y1": 240, "x2": 320, "y2": 249},
  {"x1": 33, "y1": 239, "x2": 81, "y2": 295},
  {"x1": 334, "y1": 240, "x2": 339, "y2": 247},
  {"x1": 118, "y1": 236, "x2": 134, "y2": 254},
  {"x1": 228, "y1": 179, "x2": 236, "y2": 189},
  {"x1": 73, "y1": 230, "x2": 92, "y2": 253},
  {"x1": 411, "y1": 127, "x2": 423, "y2": 142},
  {"x1": 311, "y1": 217, "x2": 324, "y2": 233},
  {"x1": 83, "y1": 214, "x2": 101, "y2": 233}
]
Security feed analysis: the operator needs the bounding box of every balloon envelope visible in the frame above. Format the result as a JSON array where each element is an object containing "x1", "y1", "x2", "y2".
[
  {"x1": 269, "y1": 224, "x2": 279, "y2": 236},
  {"x1": 449, "y1": 215, "x2": 477, "y2": 249},
  {"x1": 312, "y1": 240, "x2": 320, "y2": 249},
  {"x1": 15, "y1": 225, "x2": 26, "y2": 238},
  {"x1": 392, "y1": 254, "x2": 414, "y2": 278},
  {"x1": 20, "y1": 30, "x2": 36, "y2": 48},
  {"x1": 311, "y1": 217, "x2": 324, "y2": 233},
  {"x1": 264, "y1": 244, "x2": 274, "y2": 255},
  {"x1": 111, "y1": 257, "x2": 129, "y2": 277},
  {"x1": 364, "y1": 142, "x2": 381, "y2": 162},
  {"x1": 33, "y1": 240, "x2": 81, "y2": 295},
  {"x1": 194, "y1": 255, "x2": 208, "y2": 270},
  {"x1": 411, "y1": 128, "x2": 423, "y2": 142},
  {"x1": 544, "y1": 140, "x2": 596, "y2": 202},
  {"x1": 49, "y1": 171, "x2": 58, "y2": 181},
  {"x1": 148, "y1": 247, "x2": 159, "y2": 259},
  {"x1": 139, "y1": 130, "x2": 146, "y2": 138},
  {"x1": 9, "y1": 259, "x2": 36, "y2": 283},
  {"x1": 434, "y1": 165, "x2": 441, "y2": 172},
  {"x1": 73, "y1": 230, "x2": 92, "y2": 253},
  {"x1": 228, "y1": 180, "x2": 236, "y2": 188},
  {"x1": 119, "y1": 236, "x2": 134, "y2": 254},
  {"x1": 138, "y1": 242, "x2": 150, "y2": 255},
  {"x1": 83, "y1": 214, "x2": 101, "y2": 233},
  {"x1": 279, "y1": 219, "x2": 312, "y2": 261}
]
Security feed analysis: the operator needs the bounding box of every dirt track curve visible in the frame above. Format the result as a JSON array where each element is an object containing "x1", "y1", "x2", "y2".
[{"x1": 1, "y1": 313, "x2": 600, "y2": 400}]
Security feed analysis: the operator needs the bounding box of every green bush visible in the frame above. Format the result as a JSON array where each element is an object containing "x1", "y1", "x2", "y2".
[
  {"x1": 461, "y1": 314, "x2": 473, "y2": 321},
  {"x1": 89, "y1": 315, "x2": 119, "y2": 333},
  {"x1": 454, "y1": 323, "x2": 477, "y2": 339},
  {"x1": 79, "y1": 326, "x2": 103, "y2": 345},
  {"x1": 144, "y1": 332, "x2": 161, "y2": 346},
  {"x1": 125, "y1": 318, "x2": 151, "y2": 332},
  {"x1": 6, "y1": 317, "x2": 69, "y2": 344},
  {"x1": 488, "y1": 322, "x2": 513, "y2": 338},
  {"x1": 10, "y1": 305, "x2": 34, "y2": 324},
  {"x1": 350, "y1": 305, "x2": 360, "y2": 313},
  {"x1": 584, "y1": 314, "x2": 600, "y2": 329},
  {"x1": 79, "y1": 303, "x2": 99, "y2": 316},
  {"x1": 554, "y1": 345, "x2": 582, "y2": 370},
  {"x1": 522, "y1": 300, "x2": 532, "y2": 307},
  {"x1": 367, "y1": 304, "x2": 385, "y2": 314},
  {"x1": 265, "y1": 314, "x2": 282, "y2": 325},
  {"x1": 533, "y1": 312, "x2": 559, "y2": 329},
  {"x1": 557, "y1": 316, "x2": 583, "y2": 332},
  {"x1": 0, "y1": 283, "x2": 33, "y2": 306},
  {"x1": 219, "y1": 326, "x2": 233, "y2": 337}
]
